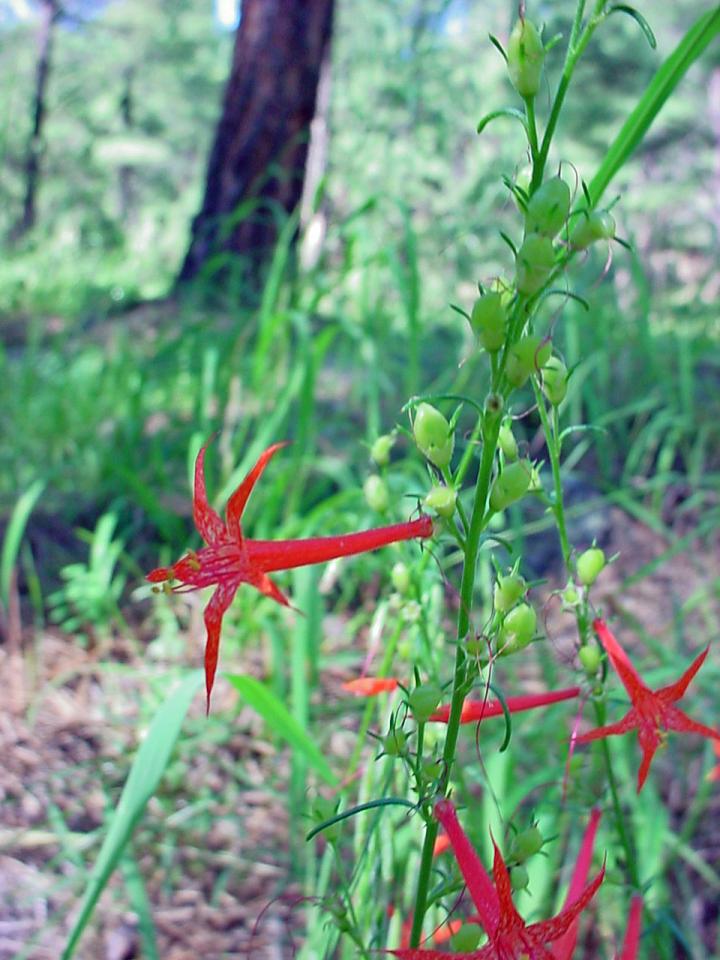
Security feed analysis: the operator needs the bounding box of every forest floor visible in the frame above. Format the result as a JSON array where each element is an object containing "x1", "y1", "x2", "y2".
[{"x1": 1, "y1": 507, "x2": 719, "y2": 960}]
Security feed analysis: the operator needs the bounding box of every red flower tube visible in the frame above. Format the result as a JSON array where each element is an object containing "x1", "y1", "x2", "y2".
[{"x1": 428, "y1": 686, "x2": 581, "y2": 724}]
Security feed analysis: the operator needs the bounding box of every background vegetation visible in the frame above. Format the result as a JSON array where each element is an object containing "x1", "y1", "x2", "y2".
[{"x1": 0, "y1": 1, "x2": 718, "y2": 958}]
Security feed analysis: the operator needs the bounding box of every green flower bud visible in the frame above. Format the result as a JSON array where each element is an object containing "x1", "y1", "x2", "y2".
[
  {"x1": 383, "y1": 729, "x2": 407, "y2": 756},
  {"x1": 515, "y1": 233, "x2": 556, "y2": 295},
  {"x1": 578, "y1": 644, "x2": 602, "y2": 677},
  {"x1": 576, "y1": 546, "x2": 606, "y2": 586},
  {"x1": 450, "y1": 924, "x2": 482, "y2": 953},
  {"x1": 528, "y1": 464, "x2": 543, "y2": 492},
  {"x1": 525, "y1": 177, "x2": 571, "y2": 238},
  {"x1": 541, "y1": 355, "x2": 568, "y2": 405},
  {"x1": 506, "y1": 335, "x2": 552, "y2": 388},
  {"x1": 510, "y1": 825, "x2": 544, "y2": 862},
  {"x1": 573, "y1": 210, "x2": 616, "y2": 249},
  {"x1": 498, "y1": 422, "x2": 519, "y2": 460},
  {"x1": 511, "y1": 864, "x2": 530, "y2": 891},
  {"x1": 364, "y1": 475, "x2": 389, "y2": 513},
  {"x1": 471, "y1": 292, "x2": 507, "y2": 352},
  {"x1": 413, "y1": 403, "x2": 454, "y2": 468},
  {"x1": 424, "y1": 484, "x2": 457, "y2": 518},
  {"x1": 391, "y1": 562, "x2": 410, "y2": 595},
  {"x1": 507, "y1": 18, "x2": 544, "y2": 98},
  {"x1": 408, "y1": 683, "x2": 443, "y2": 723},
  {"x1": 489, "y1": 459, "x2": 533, "y2": 512},
  {"x1": 562, "y1": 581, "x2": 579, "y2": 605},
  {"x1": 498, "y1": 602, "x2": 537, "y2": 655},
  {"x1": 494, "y1": 573, "x2": 526, "y2": 612},
  {"x1": 370, "y1": 434, "x2": 394, "y2": 466},
  {"x1": 313, "y1": 797, "x2": 341, "y2": 843}
]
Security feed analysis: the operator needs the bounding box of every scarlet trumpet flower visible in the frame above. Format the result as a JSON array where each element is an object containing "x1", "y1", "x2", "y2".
[
  {"x1": 341, "y1": 677, "x2": 400, "y2": 696},
  {"x1": 390, "y1": 799, "x2": 604, "y2": 959},
  {"x1": 428, "y1": 686, "x2": 581, "y2": 724},
  {"x1": 147, "y1": 439, "x2": 433, "y2": 710},
  {"x1": 577, "y1": 619, "x2": 720, "y2": 792}
]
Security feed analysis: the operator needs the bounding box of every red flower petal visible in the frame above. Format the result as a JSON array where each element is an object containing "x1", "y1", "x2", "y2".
[{"x1": 342, "y1": 677, "x2": 400, "y2": 696}]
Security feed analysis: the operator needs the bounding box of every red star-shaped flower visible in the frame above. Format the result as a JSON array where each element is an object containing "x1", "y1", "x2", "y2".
[
  {"x1": 577, "y1": 619, "x2": 720, "y2": 792},
  {"x1": 390, "y1": 800, "x2": 604, "y2": 959},
  {"x1": 147, "y1": 438, "x2": 432, "y2": 710}
]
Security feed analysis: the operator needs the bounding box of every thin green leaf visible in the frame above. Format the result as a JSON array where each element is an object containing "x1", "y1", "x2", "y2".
[
  {"x1": 226, "y1": 673, "x2": 337, "y2": 785},
  {"x1": 1, "y1": 479, "x2": 45, "y2": 611},
  {"x1": 61, "y1": 671, "x2": 203, "y2": 960},
  {"x1": 450, "y1": 302, "x2": 471, "y2": 322},
  {"x1": 488, "y1": 33, "x2": 508, "y2": 63},
  {"x1": 477, "y1": 108, "x2": 528, "y2": 136},
  {"x1": 607, "y1": 5, "x2": 657, "y2": 49},
  {"x1": 306, "y1": 797, "x2": 416, "y2": 842},
  {"x1": 588, "y1": 8, "x2": 720, "y2": 206},
  {"x1": 121, "y1": 849, "x2": 160, "y2": 960}
]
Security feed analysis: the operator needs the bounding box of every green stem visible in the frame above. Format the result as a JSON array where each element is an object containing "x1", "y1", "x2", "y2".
[
  {"x1": 409, "y1": 412, "x2": 502, "y2": 946},
  {"x1": 533, "y1": 383, "x2": 572, "y2": 568},
  {"x1": 524, "y1": 95, "x2": 540, "y2": 169},
  {"x1": 593, "y1": 699, "x2": 641, "y2": 889},
  {"x1": 531, "y1": 0, "x2": 606, "y2": 192}
]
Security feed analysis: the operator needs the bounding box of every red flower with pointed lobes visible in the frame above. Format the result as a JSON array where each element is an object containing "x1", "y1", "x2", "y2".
[
  {"x1": 147, "y1": 438, "x2": 433, "y2": 711},
  {"x1": 390, "y1": 800, "x2": 604, "y2": 960},
  {"x1": 429, "y1": 686, "x2": 581, "y2": 724},
  {"x1": 577, "y1": 619, "x2": 720, "y2": 792}
]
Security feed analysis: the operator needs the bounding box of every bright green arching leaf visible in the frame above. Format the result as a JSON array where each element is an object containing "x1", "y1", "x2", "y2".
[
  {"x1": 587, "y1": 8, "x2": 720, "y2": 206},
  {"x1": 1, "y1": 479, "x2": 45, "y2": 611},
  {"x1": 61, "y1": 671, "x2": 203, "y2": 960},
  {"x1": 476, "y1": 107, "x2": 529, "y2": 136},
  {"x1": 226, "y1": 673, "x2": 337, "y2": 785}
]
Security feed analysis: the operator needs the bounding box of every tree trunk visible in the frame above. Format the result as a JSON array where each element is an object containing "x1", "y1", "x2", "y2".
[
  {"x1": 177, "y1": 0, "x2": 335, "y2": 291},
  {"x1": 12, "y1": 0, "x2": 60, "y2": 240}
]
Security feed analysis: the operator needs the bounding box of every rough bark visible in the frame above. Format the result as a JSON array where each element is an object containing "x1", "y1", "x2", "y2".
[
  {"x1": 177, "y1": 0, "x2": 335, "y2": 290},
  {"x1": 12, "y1": 0, "x2": 61, "y2": 240}
]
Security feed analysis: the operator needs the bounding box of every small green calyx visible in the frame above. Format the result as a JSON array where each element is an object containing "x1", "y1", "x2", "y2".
[
  {"x1": 511, "y1": 864, "x2": 530, "y2": 891},
  {"x1": 408, "y1": 683, "x2": 443, "y2": 723},
  {"x1": 471, "y1": 292, "x2": 507, "y2": 352},
  {"x1": 364, "y1": 475, "x2": 389, "y2": 512},
  {"x1": 573, "y1": 209, "x2": 616, "y2": 249},
  {"x1": 515, "y1": 233, "x2": 556, "y2": 295},
  {"x1": 494, "y1": 572, "x2": 526, "y2": 612},
  {"x1": 450, "y1": 924, "x2": 483, "y2": 952},
  {"x1": 507, "y1": 18, "x2": 545, "y2": 98},
  {"x1": 541, "y1": 355, "x2": 569, "y2": 405},
  {"x1": 510, "y1": 825, "x2": 544, "y2": 862},
  {"x1": 498, "y1": 601, "x2": 537, "y2": 655},
  {"x1": 578, "y1": 644, "x2": 602, "y2": 676},
  {"x1": 576, "y1": 546, "x2": 606, "y2": 586},
  {"x1": 383, "y1": 729, "x2": 407, "y2": 756},
  {"x1": 525, "y1": 176, "x2": 571, "y2": 238},
  {"x1": 413, "y1": 402, "x2": 455, "y2": 468},
  {"x1": 424, "y1": 484, "x2": 457, "y2": 518},
  {"x1": 391, "y1": 561, "x2": 410, "y2": 595},
  {"x1": 498, "y1": 422, "x2": 519, "y2": 460},
  {"x1": 370, "y1": 434, "x2": 394, "y2": 466},
  {"x1": 506, "y1": 336, "x2": 552, "y2": 388},
  {"x1": 490, "y1": 459, "x2": 533, "y2": 512}
]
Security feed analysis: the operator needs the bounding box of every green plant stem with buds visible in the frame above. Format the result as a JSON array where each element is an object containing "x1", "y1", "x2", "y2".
[
  {"x1": 530, "y1": 0, "x2": 609, "y2": 193},
  {"x1": 533, "y1": 383, "x2": 640, "y2": 888},
  {"x1": 409, "y1": 412, "x2": 502, "y2": 946}
]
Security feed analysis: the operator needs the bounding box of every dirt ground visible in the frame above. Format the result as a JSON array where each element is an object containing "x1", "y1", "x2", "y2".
[{"x1": 1, "y1": 507, "x2": 719, "y2": 960}]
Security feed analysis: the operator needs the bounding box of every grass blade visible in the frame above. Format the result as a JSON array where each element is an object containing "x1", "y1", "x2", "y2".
[
  {"x1": 225, "y1": 672, "x2": 337, "y2": 785},
  {"x1": 61, "y1": 671, "x2": 203, "y2": 959},
  {"x1": 588, "y1": 8, "x2": 720, "y2": 205},
  {"x1": 1, "y1": 479, "x2": 45, "y2": 611}
]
